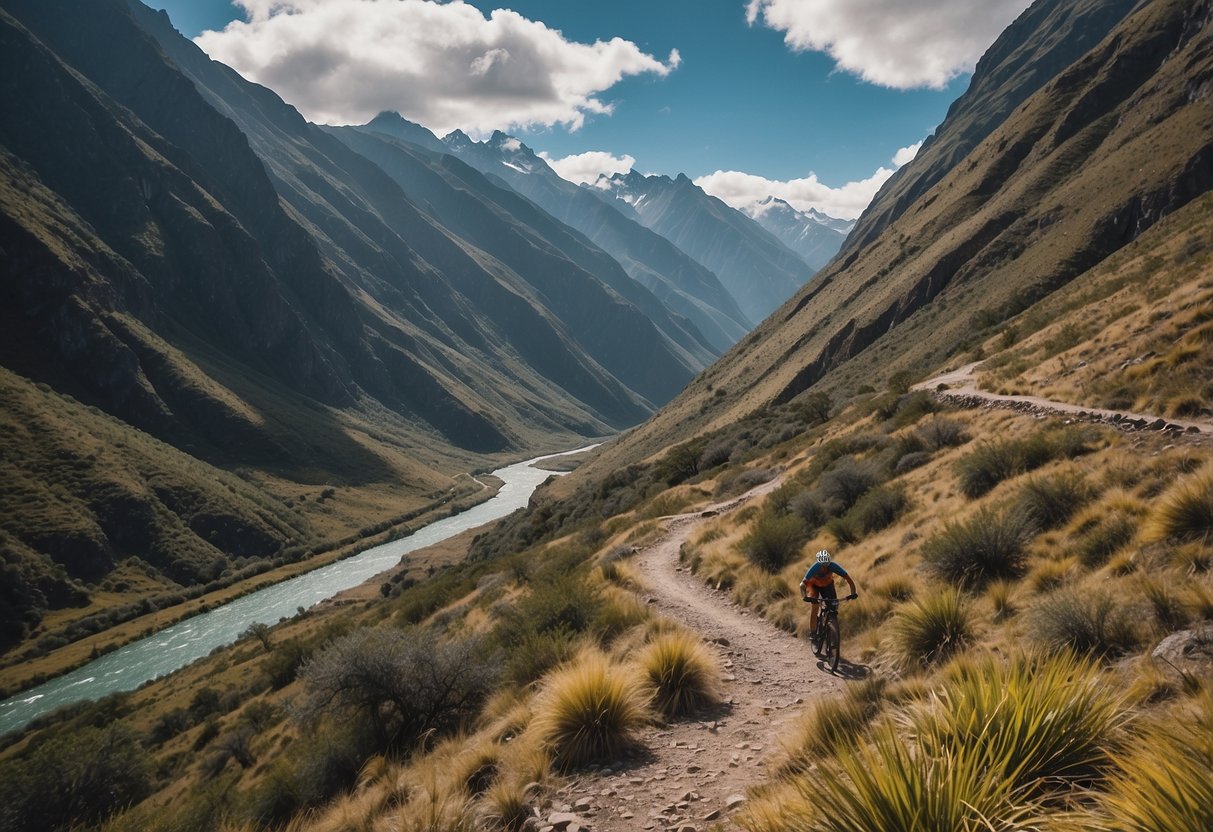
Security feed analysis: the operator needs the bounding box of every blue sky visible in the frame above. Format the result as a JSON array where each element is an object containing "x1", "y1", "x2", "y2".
[{"x1": 145, "y1": 0, "x2": 1031, "y2": 218}]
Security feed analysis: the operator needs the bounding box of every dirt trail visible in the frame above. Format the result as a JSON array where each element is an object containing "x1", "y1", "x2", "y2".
[
  {"x1": 543, "y1": 481, "x2": 860, "y2": 832},
  {"x1": 915, "y1": 361, "x2": 1212, "y2": 437}
]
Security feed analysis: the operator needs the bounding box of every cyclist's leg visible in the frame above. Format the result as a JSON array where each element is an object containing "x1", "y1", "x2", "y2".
[{"x1": 808, "y1": 585, "x2": 822, "y2": 634}]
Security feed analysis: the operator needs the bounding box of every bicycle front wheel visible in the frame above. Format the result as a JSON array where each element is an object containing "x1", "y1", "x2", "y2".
[{"x1": 825, "y1": 617, "x2": 840, "y2": 672}]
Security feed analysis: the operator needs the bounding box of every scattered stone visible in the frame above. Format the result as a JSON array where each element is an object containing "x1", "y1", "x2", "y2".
[
  {"x1": 711, "y1": 636, "x2": 730, "y2": 647},
  {"x1": 704, "y1": 809, "x2": 721, "y2": 821},
  {"x1": 571, "y1": 798, "x2": 592, "y2": 812},
  {"x1": 547, "y1": 813, "x2": 583, "y2": 831},
  {"x1": 726, "y1": 794, "x2": 747, "y2": 810}
]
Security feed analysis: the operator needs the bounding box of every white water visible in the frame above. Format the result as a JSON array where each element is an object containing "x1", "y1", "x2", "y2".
[{"x1": 0, "y1": 445, "x2": 595, "y2": 737}]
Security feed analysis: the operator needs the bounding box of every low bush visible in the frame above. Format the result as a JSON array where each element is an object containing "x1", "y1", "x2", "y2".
[
  {"x1": 739, "y1": 511, "x2": 806, "y2": 572},
  {"x1": 955, "y1": 427, "x2": 1092, "y2": 499},
  {"x1": 1013, "y1": 471, "x2": 1094, "y2": 532},
  {"x1": 1072, "y1": 499, "x2": 1143, "y2": 567},
  {"x1": 920, "y1": 506, "x2": 1033, "y2": 587},
  {"x1": 636, "y1": 630, "x2": 720, "y2": 719},
  {"x1": 887, "y1": 588, "x2": 974, "y2": 669},
  {"x1": 817, "y1": 457, "x2": 885, "y2": 511},
  {"x1": 1029, "y1": 588, "x2": 1138, "y2": 658},
  {"x1": 294, "y1": 627, "x2": 499, "y2": 753},
  {"x1": 915, "y1": 417, "x2": 970, "y2": 451},
  {"x1": 532, "y1": 652, "x2": 648, "y2": 769},
  {"x1": 830, "y1": 485, "x2": 907, "y2": 543}
]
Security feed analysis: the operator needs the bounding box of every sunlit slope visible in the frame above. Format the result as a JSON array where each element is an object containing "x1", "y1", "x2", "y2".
[{"x1": 584, "y1": 0, "x2": 1213, "y2": 473}]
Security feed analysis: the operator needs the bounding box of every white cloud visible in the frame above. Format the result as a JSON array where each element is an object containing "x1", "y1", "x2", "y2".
[
  {"x1": 195, "y1": 0, "x2": 680, "y2": 131},
  {"x1": 538, "y1": 150, "x2": 636, "y2": 185},
  {"x1": 892, "y1": 140, "x2": 923, "y2": 167},
  {"x1": 694, "y1": 141, "x2": 922, "y2": 220},
  {"x1": 746, "y1": 0, "x2": 1032, "y2": 89}
]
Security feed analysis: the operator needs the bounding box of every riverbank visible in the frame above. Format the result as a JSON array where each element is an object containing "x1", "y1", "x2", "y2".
[{"x1": 0, "y1": 474, "x2": 503, "y2": 697}]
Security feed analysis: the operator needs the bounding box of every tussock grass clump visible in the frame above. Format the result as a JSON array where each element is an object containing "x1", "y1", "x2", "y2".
[
  {"x1": 916, "y1": 652, "x2": 1129, "y2": 796},
  {"x1": 987, "y1": 579, "x2": 1015, "y2": 620},
  {"x1": 739, "y1": 511, "x2": 805, "y2": 572},
  {"x1": 775, "y1": 682, "x2": 886, "y2": 776},
  {"x1": 532, "y1": 652, "x2": 647, "y2": 770},
  {"x1": 816, "y1": 457, "x2": 886, "y2": 511},
  {"x1": 480, "y1": 780, "x2": 536, "y2": 831},
  {"x1": 915, "y1": 416, "x2": 970, "y2": 451},
  {"x1": 920, "y1": 506, "x2": 1033, "y2": 588},
  {"x1": 1097, "y1": 693, "x2": 1213, "y2": 832},
  {"x1": 1144, "y1": 468, "x2": 1213, "y2": 545},
  {"x1": 1013, "y1": 471, "x2": 1094, "y2": 532},
  {"x1": 954, "y1": 427, "x2": 1091, "y2": 499},
  {"x1": 828, "y1": 485, "x2": 907, "y2": 544},
  {"x1": 636, "y1": 630, "x2": 721, "y2": 719},
  {"x1": 1067, "y1": 492, "x2": 1145, "y2": 568},
  {"x1": 887, "y1": 588, "x2": 974, "y2": 669},
  {"x1": 1029, "y1": 588, "x2": 1138, "y2": 658},
  {"x1": 784, "y1": 724, "x2": 1027, "y2": 832}
]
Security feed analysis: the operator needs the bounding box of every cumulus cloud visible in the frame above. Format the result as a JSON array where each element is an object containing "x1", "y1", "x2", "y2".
[
  {"x1": 538, "y1": 150, "x2": 636, "y2": 184},
  {"x1": 195, "y1": 0, "x2": 680, "y2": 131},
  {"x1": 746, "y1": 0, "x2": 1032, "y2": 89},
  {"x1": 694, "y1": 141, "x2": 922, "y2": 220}
]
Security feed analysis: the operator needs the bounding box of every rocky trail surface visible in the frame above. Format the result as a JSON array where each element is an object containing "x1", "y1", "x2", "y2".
[
  {"x1": 537, "y1": 480, "x2": 861, "y2": 832},
  {"x1": 915, "y1": 361, "x2": 1212, "y2": 439}
]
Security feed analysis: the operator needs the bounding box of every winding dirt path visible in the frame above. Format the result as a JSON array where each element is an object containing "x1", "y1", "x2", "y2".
[
  {"x1": 544, "y1": 481, "x2": 861, "y2": 832},
  {"x1": 914, "y1": 361, "x2": 1212, "y2": 437}
]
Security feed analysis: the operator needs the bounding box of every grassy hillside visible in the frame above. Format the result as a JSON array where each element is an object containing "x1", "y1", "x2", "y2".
[
  {"x1": 1, "y1": 209, "x2": 1207, "y2": 829},
  {"x1": 576, "y1": 0, "x2": 1213, "y2": 476}
]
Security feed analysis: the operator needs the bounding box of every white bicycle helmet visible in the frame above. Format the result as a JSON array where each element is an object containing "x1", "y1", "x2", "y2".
[{"x1": 815, "y1": 549, "x2": 831, "y2": 564}]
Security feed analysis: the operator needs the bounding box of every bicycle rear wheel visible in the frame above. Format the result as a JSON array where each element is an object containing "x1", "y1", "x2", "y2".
[{"x1": 825, "y1": 616, "x2": 840, "y2": 671}]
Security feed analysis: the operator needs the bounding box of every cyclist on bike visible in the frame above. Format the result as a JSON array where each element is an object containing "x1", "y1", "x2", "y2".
[{"x1": 800, "y1": 549, "x2": 858, "y2": 648}]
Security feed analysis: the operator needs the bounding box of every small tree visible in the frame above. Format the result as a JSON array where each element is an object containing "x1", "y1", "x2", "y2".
[
  {"x1": 294, "y1": 626, "x2": 499, "y2": 753},
  {"x1": 242, "y1": 621, "x2": 274, "y2": 651}
]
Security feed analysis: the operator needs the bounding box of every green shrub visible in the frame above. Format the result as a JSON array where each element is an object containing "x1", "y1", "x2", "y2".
[
  {"x1": 955, "y1": 427, "x2": 1091, "y2": 499},
  {"x1": 839, "y1": 485, "x2": 907, "y2": 539},
  {"x1": 1029, "y1": 588, "x2": 1138, "y2": 658},
  {"x1": 817, "y1": 457, "x2": 886, "y2": 510},
  {"x1": 920, "y1": 506, "x2": 1033, "y2": 587},
  {"x1": 915, "y1": 417, "x2": 970, "y2": 451},
  {"x1": 295, "y1": 627, "x2": 499, "y2": 753},
  {"x1": 1075, "y1": 510, "x2": 1140, "y2": 567},
  {"x1": 739, "y1": 511, "x2": 806, "y2": 572},
  {"x1": 887, "y1": 588, "x2": 974, "y2": 669}
]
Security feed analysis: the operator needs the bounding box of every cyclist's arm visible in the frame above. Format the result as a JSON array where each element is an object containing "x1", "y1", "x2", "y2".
[{"x1": 843, "y1": 574, "x2": 858, "y2": 597}]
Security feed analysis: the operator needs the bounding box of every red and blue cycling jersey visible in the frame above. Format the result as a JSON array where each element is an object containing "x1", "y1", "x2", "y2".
[{"x1": 801, "y1": 561, "x2": 849, "y2": 590}]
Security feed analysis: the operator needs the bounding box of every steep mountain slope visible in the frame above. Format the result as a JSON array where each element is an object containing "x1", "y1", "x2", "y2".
[
  {"x1": 742, "y1": 196, "x2": 851, "y2": 271},
  {"x1": 0, "y1": 0, "x2": 716, "y2": 646},
  {"x1": 430, "y1": 127, "x2": 753, "y2": 351},
  {"x1": 580, "y1": 0, "x2": 1213, "y2": 472},
  {"x1": 324, "y1": 124, "x2": 717, "y2": 371},
  {"x1": 593, "y1": 170, "x2": 814, "y2": 322},
  {"x1": 843, "y1": 0, "x2": 1139, "y2": 256},
  {"x1": 125, "y1": 1, "x2": 701, "y2": 417}
]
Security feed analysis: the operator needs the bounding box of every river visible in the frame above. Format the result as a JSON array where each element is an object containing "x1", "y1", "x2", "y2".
[{"x1": 0, "y1": 445, "x2": 596, "y2": 737}]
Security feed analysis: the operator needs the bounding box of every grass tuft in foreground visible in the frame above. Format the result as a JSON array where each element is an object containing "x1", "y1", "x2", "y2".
[
  {"x1": 531, "y1": 651, "x2": 647, "y2": 770},
  {"x1": 635, "y1": 630, "x2": 721, "y2": 719}
]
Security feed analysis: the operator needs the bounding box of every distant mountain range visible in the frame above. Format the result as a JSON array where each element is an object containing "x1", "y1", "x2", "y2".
[
  {"x1": 588, "y1": 170, "x2": 815, "y2": 322},
  {"x1": 740, "y1": 196, "x2": 853, "y2": 272}
]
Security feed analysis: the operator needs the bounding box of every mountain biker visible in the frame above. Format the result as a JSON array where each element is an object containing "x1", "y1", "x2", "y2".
[{"x1": 800, "y1": 549, "x2": 858, "y2": 647}]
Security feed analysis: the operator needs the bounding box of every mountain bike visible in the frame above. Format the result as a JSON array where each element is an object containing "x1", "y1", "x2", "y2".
[{"x1": 803, "y1": 596, "x2": 855, "y2": 672}]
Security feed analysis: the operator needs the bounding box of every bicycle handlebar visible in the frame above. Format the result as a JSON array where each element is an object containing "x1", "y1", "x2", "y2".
[{"x1": 801, "y1": 595, "x2": 857, "y2": 603}]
